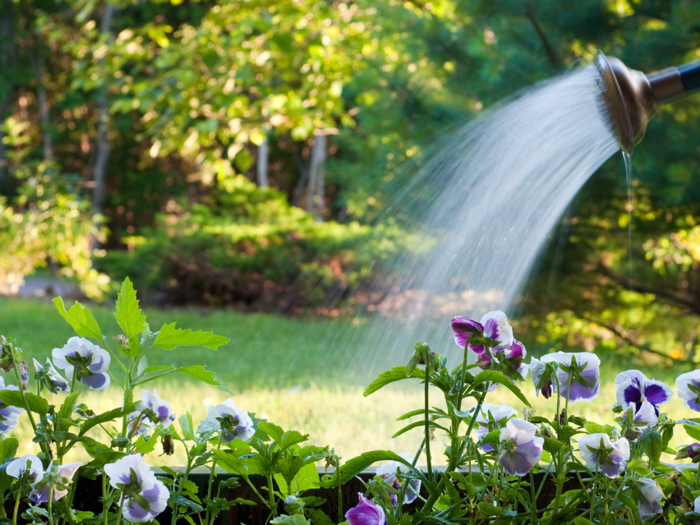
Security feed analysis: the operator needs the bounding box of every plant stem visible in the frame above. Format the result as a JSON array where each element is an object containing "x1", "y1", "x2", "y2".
[
  {"x1": 528, "y1": 471, "x2": 538, "y2": 523},
  {"x1": 48, "y1": 485, "x2": 54, "y2": 525},
  {"x1": 336, "y1": 455, "x2": 343, "y2": 524},
  {"x1": 115, "y1": 493, "x2": 125, "y2": 525},
  {"x1": 12, "y1": 487, "x2": 20, "y2": 525},
  {"x1": 424, "y1": 369, "x2": 433, "y2": 482},
  {"x1": 205, "y1": 439, "x2": 222, "y2": 525},
  {"x1": 458, "y1": 346, "x2": 469, "y2": 411},
  {"x1": 267, "y1": 473, "x2": 277, "y2": 517},
  {"x1": 102, "y1": 472, "x2": 109, "y2": 525}
]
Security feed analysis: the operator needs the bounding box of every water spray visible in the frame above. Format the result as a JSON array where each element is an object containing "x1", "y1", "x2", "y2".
[{"x1": 596, "y1": 51, "x2": 700, "y2": 153}]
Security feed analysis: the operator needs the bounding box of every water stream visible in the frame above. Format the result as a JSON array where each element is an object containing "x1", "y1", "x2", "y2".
[{"x1": 326, "y1": 64, "x2": 621, "y2": 378}]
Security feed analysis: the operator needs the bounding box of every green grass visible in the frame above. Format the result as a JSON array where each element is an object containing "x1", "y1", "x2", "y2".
[{"x1": 0, "y1": 296, "x2": 696, "y2": 468}]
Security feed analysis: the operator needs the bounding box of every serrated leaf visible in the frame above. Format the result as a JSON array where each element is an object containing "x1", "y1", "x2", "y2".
[
  {"x1": 363, "y1": 367, "x2": 425, "y2": 397},
  {"x1": 114, "y1": 277, "x2": 147, "y2": 343},
  {"x1": 543, "y1": 437, "x2": 563, "y2": 454},
  {"x1": 170, "y1": 494, "x2": 204, "y2": 513},
  {"x1": 306, "y1": 509, "x2": 334, "y2": 525},
  {"x1": 472, "y1": 370, "x2": 531, "y2": 407},
  {"x1": 258, "y1": 421, "x2": 284, "y2": 441},
  {"x1": 80, "y1": 405, "x2": 132, "y2": 436},
  {"x1": 153, "y1": 323, "x2": 229, "y2": 351},
  {"x1": 53, "y1": 297, "x2": 103, "y2": 340},
  {"x1": 58, "y1": 391, "x2": 81, "y2": 422},
  {"x1": 279, "y1": 430, "x2": 309, "y2": 451},
  {"x1": 0, "y1": 391, "x2": 48, "y2": 414},
  {"x1": 584, "y1": 421, "x2": 607, "y2": 434},
  {"x1": 638, "y1": 430, "x2": 664, "y2": 463},
  {"x1": 477, "y1": 502, "x2": 505, "y2": 516},
  {"x1": 134, "y1": 435, "x2": 158, "y2": 455},
  {"x1": 319, "y1": 450, "x2": 412, "y2": 488},
  {"x1": 279, "y1": 455, "x2": 305, "y2": 486}
]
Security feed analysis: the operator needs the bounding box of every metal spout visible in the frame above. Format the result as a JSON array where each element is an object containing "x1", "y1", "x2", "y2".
[{"x1": 595, "y1": 51, "x2": 700, "y2": 153}]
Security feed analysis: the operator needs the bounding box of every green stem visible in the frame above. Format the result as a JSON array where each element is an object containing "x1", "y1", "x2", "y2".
[
  {"x1": 102, "y1": 472, "x2": 109, "y2": 525},
  {"x1": 267, "y1": 473, "x2": 277, "y2": 517},
  {"x1": 528, "y1": 472, "x2": 538, "y2": 523},
  {"x1": 172, "y1": 447, "x2": 193, "y2": 525},
  {"x1": 424, "y1": 368, "x2": 433, "y2": 482},
  {"x1": 205, "y1": 440, "x2": 222, "y2": 525},
  {"x1": 12, "y1": 487, "x2": 20, "y2": 525},
  {"x1": 458, "y1": 346, "x2": 469, "y2": 411},
  {"x1": 115, "y1": 493, "x2": 125, "y2": 525},
  {"x1": 48, "y1": 485, "x2": 54, "y2": 525},
  {"x1": 336, "y1": 456, "x2": 343, "y2": 524}
]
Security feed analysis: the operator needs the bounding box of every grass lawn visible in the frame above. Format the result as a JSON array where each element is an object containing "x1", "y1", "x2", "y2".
[{"x1": 0, "y1": 296, "x2": 696, "y2": 467}]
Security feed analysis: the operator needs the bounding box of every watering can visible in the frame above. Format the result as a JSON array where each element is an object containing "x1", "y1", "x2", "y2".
[{"x1": 596, "y1": 51, "x2": 700, "y2": 153}]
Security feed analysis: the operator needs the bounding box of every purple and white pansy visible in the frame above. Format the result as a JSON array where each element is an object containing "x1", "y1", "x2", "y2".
[
  {"x1": 375, "y1": 453, "x2": 421, "y2": 506},
  {"x1": 578, "y1": 433, "x2": 630, "y2": 478},
  {"x1": 541, "y1": 352, "x2": 600, "y2": 402},
  {"x1": 197, "y1": 398, "x2": 255, "y2": 444},
  {"x1": 0, "y1": 376, "x2": 24, "y2": 435},
  {"x1": 471, "y1": 403, "x2": 518, "y2": 452},
  {"x1": 676, "y1": 370, "x2": 700, "y2": 413},
  {"x1": 7, "y1": 455, "x2": 81, "y2": 503},
  {"x1": 497, "y1": 418, "x2": 543, "y2": 476},
  {"x1": 137, "y1": 389, "x2": 176, "y2": 426},
  {"x1": 451, "y1": 311, "x2": 513, "y2": 354},
  {"x1": 635, "y1": 478, "x2": 663, "y2": 522},
  {"x1": 104, "y1": 453, "x2": 169, "y2": 523},
  {"x1": 345, "y1": 493, "x2": 387, "y2": 525},
  {"x1": 33, "y1": 358, "x2": 70, "y2": 394},
  {"x1": 621, "y1": 400, "x2": 658, "y2": 441},
  {"x1": 615, "y1": 370, "x2": 673, "y2": 415},
  {"x1": 52, "y1": 337, "x2": 111, "y2": 390}
]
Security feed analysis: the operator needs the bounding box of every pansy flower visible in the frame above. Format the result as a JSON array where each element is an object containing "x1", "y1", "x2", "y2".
[
  {"x1": 542, "y1": 352, "x2": 600, "y2": 402},
  {"x1": 104, "y1": 453, "x2": 169, "y2": 523},
  {"x1": 33, "y1": 358, "x2": 70, "y2": 394},
  {"x1": 7, "y1": 455, "x2": 81, "y2": 503},
  {"x1": 634, "y1": 478, "x2": 663, "y2": 522},
  {"x1": 375, "y1": 453, "x2": 421, "y2": 506},
  {"x1": 136, "y1": 389, "x2": 176, "y2": 427},
  {"x1": 471, "y1": 403, "x2": 518, "y2": 452},
  {"x1": 197, "y1": 398, "x2": 254, "y2": 444},
  {"x1": 578, "y1": 433, "x2": 630, "y2": 478},
  {"x1": 676, "y1": 370, "x2": 700, "y2": 412},
  {"x1": 29, "y1": 462, "x2": 81, "y2": 503},
  {"x1": 529, "y1": 357, "x2": 554, "y2": 399},
  {"x1": 451, "y1": 311, "x2": 513, "y2": 354},
  {"x1": 497, "y1": 418, "x2": 543, "y2": 476},
  {"x1": 621, "y1": 400, "x2": 658, "y2": 441},
  {"x1": 52, "y1": 337, "x2": 111, "y2": 390},
  {"x1": 345, "y1": 493, "x2": 386, "y2": 525},
  {"x1": 615, "y1": 370, "x2": 672, "y2": 416},
  {"x1": 0, "y1": 376, "x2": 24, "y2": 434}
]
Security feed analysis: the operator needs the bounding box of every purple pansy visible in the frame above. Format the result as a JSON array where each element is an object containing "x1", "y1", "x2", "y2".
[
  {"x1": 345, "y1": 493, "x2": 386, "y2": 525},
  {"x1": 375, "y1": 453, "x2": 421, "y2": 506},
  {"x1": 52, "y1": 337, "x2": 111, "y2": 390},
  {"x1": 635, "y1": 478, "x2": 663, "y2": 522},
  {"x1": 197, "y1": 398, "x2": 255, "y2": 444},
  {"x1": 0, "y1": 376, "x2": 24, "y2": 434},
  {"x1": 471, "y1": 403, "x2": 518, "y2": 452},
  {"x1": 689, "y1": 443, "x2": 700, "y2": 460},
  {"x1": 450, "y1": 317, "x2": 484, "y2": 348},
  {"x1": 578, "y1": 433, "x2": 630, "y2": 478},
  {"x1": 542, "y1": 352, "x2": 600, "y2": 402},
  {"x1": 676, "y1": 371, "x2": 700, "y2": 412},
  {"x1": 621, "y1": 400, "x2": 658, "y2": 441},
  {"x1": 104, "y1": 453, "x2": 169, "y2": 523},
  {"x1": 615, "y1": 370, "x2": 673, "y2": 416},
  {"x1": 497, "y1": 418, "x2": 543, "y2": 476}
]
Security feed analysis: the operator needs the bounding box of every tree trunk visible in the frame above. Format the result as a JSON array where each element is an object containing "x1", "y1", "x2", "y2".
[
  {"x1": 307, "y1": 132, "x2": 326, "y2": 222},
  {"x1": 292, "y1": 149, "x2": 308, "y2": 207},
  {"x1": 256, "y1": 136, "x2": 269, "y2": 187},
  {"x1": 0, "y1": 0, "x2": 16, "y2": 185},
  {"x1": 34, "y1": 47, "x2": 52, "y2": 162},
  {"x1": 91, "y1": 2, "x2": 114, "y2": 216}
]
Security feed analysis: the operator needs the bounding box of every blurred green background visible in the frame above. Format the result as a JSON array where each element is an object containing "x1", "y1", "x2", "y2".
[{"x1": 1, "y1": 0, "x2": 700, "y2": 372}]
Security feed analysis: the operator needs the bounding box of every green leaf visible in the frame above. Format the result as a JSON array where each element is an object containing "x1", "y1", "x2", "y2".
[
  {"x1": 58, "y1": 391, "x2": 81, "y2": 422},
  {"x1": 258, "y1": 421, "x2": 284, "y2": 441},
  {"x1": 0, "y1": 391, "x2": 49, "y2": 414},
  {"x1": 477, "y1": 502, "x2": 505, "y2": 516},
  {"x1": 397, "y1": 408, "x2": 427, "y2": 421},
  {"x1": 279, "y1": 456, "x2": 305, "y2": 486},
  {"x1": 543, "y1": 437, "x2": 563, "y2": 454},
  {"x1": 363, "y1": 367, "x2": 425, "y2": 397},
  {"x1": 584, "y1": 422, "x2": 607, "y2": 434},
  {"x1": 53, "y1": 297, "x2": 103, "y2": 340},
  {"x1": 114, "y1": 277, "x2": 148, "y2": 342},
  {"x1": 134, "y1": 365, "x2": 226, "y2": 390},
  {"x1": 319, "y1": 450, "x2": 412, "y2": 488},
  {"x1": 684, "y1": 424, "x2": 700, "y2": 442},
  {"x1": 134, "y1": 435, "x2": 158, "y2": 455},
  {"x1": 169, "y1": 494, "x2": 204, "y2": 514},
  {"x1": 573, "y1": 518, "x2": 594, "y2": 525},
  {"x1": 472, "y1": 370, "x2": 531, "y2": 407},
  {"x1": 638, "y1": 430, "x2": 664, "y2": 463},
  {"x1": 80, "y1": 406, "x2": 132, "y2": 436},
  {"x1": 392, "y1": 420, "x2": 449, "y2": 439},
  {"x1": 306, "y1": 509, "x2": 335, "y2": 525},
  {"x1": 279, "y1": 430, "x2": 309, "y2": 451},
  {"x1": 153, "y1": 323, "x2": 229, "y2": 351},
  {"x1": 0, "y1": 438, "x2": 19, "y2": 459}
]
